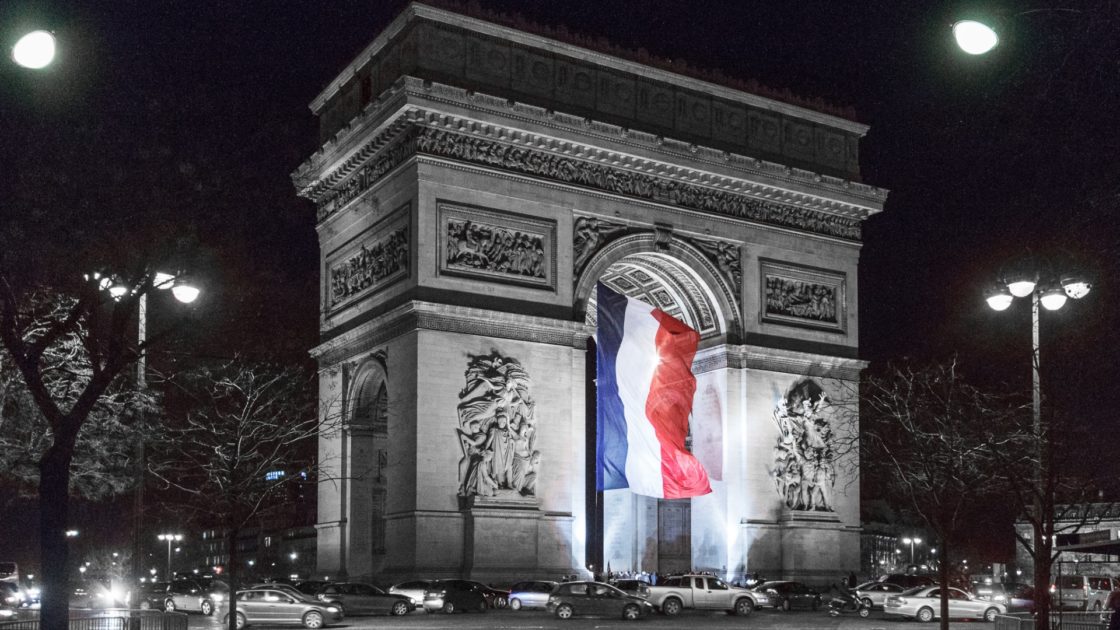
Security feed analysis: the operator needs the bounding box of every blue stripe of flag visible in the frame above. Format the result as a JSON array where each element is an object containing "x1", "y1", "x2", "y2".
[{"x1": 596, "y1": 282, "x2": 630, "y2": 491}]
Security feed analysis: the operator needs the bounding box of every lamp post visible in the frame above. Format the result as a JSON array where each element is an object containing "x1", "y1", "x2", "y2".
[
  {"x1": 986, "y1": 265, "x2": 1091, "y2": 628},
  {"x1": 902, "y1": 537, "x2": 923, "y2": 565},
  {"x1": 952, "y1": 9, "x2": 1082, "y2": 55},
  {"x1": 157, "y1": 534, "x2": 182, "y2": 580},
  {"x1": 90, "y1": 271, "x2": 200, "y2": 584}
]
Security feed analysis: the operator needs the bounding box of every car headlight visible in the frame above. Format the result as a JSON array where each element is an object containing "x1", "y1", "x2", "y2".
[
  {"x1": 327, "y1": 606, "x2": 339, "y2": 613},
  {"x1": 211, "y1": 593, "x2": 223, "y2": 602}
]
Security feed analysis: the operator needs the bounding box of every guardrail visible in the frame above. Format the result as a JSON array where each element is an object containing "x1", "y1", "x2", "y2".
[
  {"x1": 995, "y1": 612, "x2": 1111, "y2": 630},
  {"x1": 0, "y1": 610, "x2": 186, "y2": 630}
]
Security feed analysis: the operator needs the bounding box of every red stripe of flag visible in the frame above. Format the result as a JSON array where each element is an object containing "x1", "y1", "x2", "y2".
[{"x1": 647, "y1": 309, "x2": 712, "y2": 499}]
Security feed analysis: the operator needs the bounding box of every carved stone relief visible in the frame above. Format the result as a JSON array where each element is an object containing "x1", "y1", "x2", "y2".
[
  {"x1": 439, "y1": 202, "x2": 556, "y2": 290},
  {"x1": 326, "y1": 208, "x2": 410, "y2": 308},
  {"x1": 573, "y1": 215, "x2": 631, "y2": 276},
  {"x1": 455, "y1": 351, "x2": 539, "y2": 500},
  {"x1": 770, "y1": 379, "x2": 835, "y2": 512},
  {"x1": 760, "y1": 259, "x2": 845, "y2": 332},
  {"x1": 683, "y1": 236, "x2": 742, "y2": 288}
]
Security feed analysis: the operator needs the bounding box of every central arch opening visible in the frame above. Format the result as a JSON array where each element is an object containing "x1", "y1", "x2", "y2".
[{"x1": 586, "y1": 252, "x2": 724, "y2": 575}]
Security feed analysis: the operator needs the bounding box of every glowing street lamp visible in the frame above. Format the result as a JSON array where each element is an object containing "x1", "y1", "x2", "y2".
[
  {"x1": 158, "y1": 534, "x2": 183, "y2": 580},
  {"x1": 902, "y1": 537, "x2": 923, "y2": 564},
  {"x1": 12, "y1": 30, "x2": 56, "y2": 69},
  {"x1": 952, "y1": 20, "x2": 999, "y2": 55}
]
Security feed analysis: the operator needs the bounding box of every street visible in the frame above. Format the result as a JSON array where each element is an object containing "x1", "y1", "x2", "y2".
[{"x1": 182, "y1": 608, "x2": 1008, "y2": 630}]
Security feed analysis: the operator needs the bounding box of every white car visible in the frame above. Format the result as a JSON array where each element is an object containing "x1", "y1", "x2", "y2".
[{"x1": 884, "y1": 586, "x2": 1005, "y2": 622}]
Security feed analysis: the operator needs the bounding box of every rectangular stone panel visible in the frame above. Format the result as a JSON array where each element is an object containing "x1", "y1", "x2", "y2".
[
  {"x1": 711, "y1": 99, "x2": 747, "y2": 146},
  {"x1": 674, "y1": 92, "x2": 712, "y2": 139},
  {"x1": 595, "y1": 69, "x2": 635, "y2": 119},
  {"x1": 377, "y1": 44, "x2": 401, "y2": 95},
  {"x1": 511, "y1": 47, "x2": 554, "y2": 101},
  {"x1": 325, "y1": 204, "x2": 410, "y2": 311},
  {"x1": 815, "y1": 128, "x2": 848, "y2": 170},
  {"x1": 747, "y1": 110, "x2": 781, "y2": 153},
  {"x1": 414, "y1": 22, "x2": 465, "y2": 78},
  {"x1": 759, "y1": 259, "x2": 846, "y2": 333},
  {"x1": 437, "y1": 201, "x2": 557, "y2": 290},
  {"x1": 464, "y1": 36, "x2": 512, "y2": 89},
  {"x1": 782, "y1": 120, "x2": 816, "y2": 161},
  {"x1": 553, "y1": 58, "x2": 596, "y2": 110},
  {"x1": 635, "y1": 80, "x2": 674, "y2": 129}
]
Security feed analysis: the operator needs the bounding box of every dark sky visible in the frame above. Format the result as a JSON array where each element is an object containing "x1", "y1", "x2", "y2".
[{"x1": 1, "y1": 0, "x2": 1118, "y2": 569}]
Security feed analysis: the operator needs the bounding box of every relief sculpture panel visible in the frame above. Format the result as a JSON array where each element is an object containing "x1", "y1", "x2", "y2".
[
  {"x1": 439, "y1": 201, "x2": 556, "y2": 290},
  {"x1": 770, "y1": 379, "x2": 836, "y2": 512},
  {"x1": 326, "y1": 207, "x2": 409, "y2": 309},
  {"x1": 760, "y1": 260, "x2": 846, "y2": 332},
  {"x1": 455, "y1": 351, "x2": 539, "y2": 500}
]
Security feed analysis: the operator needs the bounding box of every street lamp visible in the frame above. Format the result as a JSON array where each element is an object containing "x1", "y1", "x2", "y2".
[
  {"x1": 952, "y1": 9, "x2": 1083, "y2": 55},
  {"x1": 157, "y1": 534, "x2": 182, "y2": 580},
  {"x1": 902, "y1": 537, "x2": 923, "y2": 565},
  {"x1": 11, "y1": 30, "x2": 56, "y2": 69}
]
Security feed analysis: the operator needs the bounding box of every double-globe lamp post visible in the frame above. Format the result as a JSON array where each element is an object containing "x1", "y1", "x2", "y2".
[
  {"x1": 902, "y1": 537, "x2": 922, "y2": 565},
  {"x1": 157, "y1": 534, "x2": 182, "y2": 581}
]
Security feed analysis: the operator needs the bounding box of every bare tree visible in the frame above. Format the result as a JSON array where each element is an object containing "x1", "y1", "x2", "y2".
[
  {"x1": 839, "y1": 359, "x2": 1028, "y2": 630},
  {"x1": 0, "y1": 282, "x2": 173, "y2": 629},
  {"x1": 146, "y1": 359, "x2": 337, "y2": 630}
]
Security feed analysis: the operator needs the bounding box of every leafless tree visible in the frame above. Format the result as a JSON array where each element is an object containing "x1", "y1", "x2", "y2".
[
  {"x1": 837, "y1": 359, "x2": 1029, "y2": 630},
  {"x1": 146, "y1": 359, "x2": 338, "y2": 630},
  {"x1": 0, "y1": 281, "x2": 173, "y2": 630}
]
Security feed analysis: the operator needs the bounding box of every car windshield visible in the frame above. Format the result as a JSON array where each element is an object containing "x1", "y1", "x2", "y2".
[
  {"x1": 900, "y1": 586, "x2": 927, "y2": 596},
  {"x1": 855, "y1": 581, "x2": 878, "y2": 590}
]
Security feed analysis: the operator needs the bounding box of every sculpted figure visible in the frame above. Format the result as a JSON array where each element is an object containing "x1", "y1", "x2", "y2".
[{"x1": 771, "y1": 379, "x2": 836, "y2": 512}]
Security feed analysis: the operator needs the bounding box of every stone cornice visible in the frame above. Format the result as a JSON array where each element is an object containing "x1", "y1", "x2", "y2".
[
  {"x1": 296, "y1": 76, "x2": 886, "y2": 216},
  {"x1": 311, "y1": 3, "x2": 868, "y2": 136},
  {"x1": 311, "y1": 300, "x2": 591, "y2": 365},
  {"x1": 692, "y1": 344, "x2": 867, "y2": 380}
]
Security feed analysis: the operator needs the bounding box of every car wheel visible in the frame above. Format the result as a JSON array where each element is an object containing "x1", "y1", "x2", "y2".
[
  {"x1": 234, "y1": 612, "x2": 247, "y2": 629},
  {"x1": 859, "y1": 606, "x2": 871, "y2": 618},
  {"x1": 391, "y1": 601, "x2": 409, "y2": 616},
  {"x1": 861, "y1": 597, "x2": 874, "y2": 609},
  {"x1": 443, "y1": 601, "x2": 456, "y2": 614},
  {"x1": 984, "y1": 607, "x2": 999, "y2": 622},
  {"x1": 734, "y1": 598, "x2": 754, "y2": 616},
  {"x1": 917, "y1": 606, "x2": 935, "y2": 622},
  {"x1": 138, "y1": 600, "x2": 151, "y2": 610},
  {"x1": 662, "y1": 597, "x2": 683, "y2": 616},
  {"x1": 780, "y1": 598, "x2": 791, "y2": 611},
  {"x1": 622, "y1": 604, "x2": 641, "y2": 620},
  {"x1": 556, "y1": 603, "x2": 574, "y2": 619},
  {"x1": 164, "y1": 599, "x2": 176, "y2": 613},
  {"x1": 201, "y1": 599, "x2": 214, "y2": 616},
  {"x1": 510, "y1": 598, "x2": 522, "y2": 610},
  {"x1": 302, "y1": 611, "x2": 324, "y2": 629}
]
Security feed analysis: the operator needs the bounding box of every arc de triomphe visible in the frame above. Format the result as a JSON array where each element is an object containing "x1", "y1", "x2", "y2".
[{"x1": 293, "y1": 2, "x2": 887, "y2": 584}]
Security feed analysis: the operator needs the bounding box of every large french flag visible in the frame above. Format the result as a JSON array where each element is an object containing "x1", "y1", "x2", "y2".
[{"x1": 595, "y1": 282, "x2": 712, "y2": 498}]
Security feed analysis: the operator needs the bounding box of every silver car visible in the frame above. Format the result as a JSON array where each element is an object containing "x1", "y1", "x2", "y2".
[
  {"x1": 389, "y1": 580, "x2": 430, "y2": 607},
  {"x1": 854, "y1": 580, "x2": 904, "y2": 609},
  {"x1": 508, "y1": 581, "x2": 557, "y2": 610},
  {"x1": 884, "y1": 586, "x2": 1005, "y2": 622},
  {"x1": 223, "y1": 588, "x2": 342, "y2": 629}
]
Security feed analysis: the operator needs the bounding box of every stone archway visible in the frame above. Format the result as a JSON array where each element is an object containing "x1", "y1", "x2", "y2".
[
  {"x1": 576, "y1": 234, "x2": 738, "y2": 574},
  {"x1": 344, "y1": 359, "x2": 389, "y2": 578}
]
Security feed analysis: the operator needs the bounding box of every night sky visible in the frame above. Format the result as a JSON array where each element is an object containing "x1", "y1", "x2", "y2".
[{"x1": 2, "y1": 0, "x2": 1118, "y2": 570}]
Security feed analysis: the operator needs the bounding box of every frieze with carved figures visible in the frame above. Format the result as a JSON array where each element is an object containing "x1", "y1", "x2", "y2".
[
  {"x1": 760, "y1": 259, "x2": 845, "y2": 332},
  {"x1": 439, "y1": 201, "x2": 556, "y2": 290},
  {"x1": 326, "y1": 207, "x2": 410, "y2": 308}
]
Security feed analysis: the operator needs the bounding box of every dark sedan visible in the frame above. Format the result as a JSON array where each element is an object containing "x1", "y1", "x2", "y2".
[
  {"x1": 754, "y1": 580, "x2": 822, "y2": 611},
  {"x1": 315, "y1": 582, "x2": 412, "y2": 616},
  {"x1": 422, "y1": 580, "x2": 488, "y2": 614},
  {"x1": 546, "y1": 581, "x2": 653, "y2": 620}
]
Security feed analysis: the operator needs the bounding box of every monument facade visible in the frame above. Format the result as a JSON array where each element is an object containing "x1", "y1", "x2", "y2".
[{"x1": 294, "y1": 2, "x2": 887, "y2": 584}]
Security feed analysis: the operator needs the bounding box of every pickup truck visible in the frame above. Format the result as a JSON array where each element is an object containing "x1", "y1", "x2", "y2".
[{"x1": 646, "y1": 575, "x2": 766, "y2": 616}]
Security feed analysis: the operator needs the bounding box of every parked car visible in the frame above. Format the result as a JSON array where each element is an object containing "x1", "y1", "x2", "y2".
[
  {"x1": 753, "y1": 580, "x2": 821, "y2": 611},
  {"x1": 422, "y1": 579, "x2": 488, "y2": 613},
  {"x1": 164, "y1": 577, "x2": 228, "y2": 615},
  {"x1": 69, "y1": 578, "x2": 128, "y2": 609},
  {"x1": 314, "y1": 582, "x2": 412, "y2": 616},
  {"x1": 222, "y1": 588, "x2": 342, "y2": 629},
  {"x1": 1052, "y1": 575, "x2": 1115, "y2": 611},
  {"x1": 134, "y1": 581, "x2": 171, "y2": 610},
  {"x1": 854, "y1": 580, "x2": 905, "y2": 609},
  {"x1": 878, "y1": 573, "x2": 937, "y2": 589},
  {"x1": 248, "y1": 583, "x2": 321, "y2": 607},
  {"x1": 648, "y1": 575, "x2": 764, "y2": 615},
  {"x1": 464, "y1": 580, "x2": 508, "y2": 608},
  {"x1": 611, "y1": 579, "x2": 650, "y2": 599},
  {"x1": 884, "y1": 585, "x2": 1005, "y2": 622},
  {"x1": 389, "y1": 580, "x2": 431, "y2": 607},
  {"x1": 546, "y1": 581, "x2": 653, "y2": 620},
  {"x1": 1, "y1": 583, "x2": 21, "y2": 617},
  {"x1": 974, "y1": 581, "x2": 1036, "y2": 613},
  {"x1": 508, "y1": 580, "x2": 558, "y2": 610}
]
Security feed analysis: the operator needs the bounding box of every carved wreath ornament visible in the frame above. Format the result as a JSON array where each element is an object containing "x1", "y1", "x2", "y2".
[{"x1": 455, "y1": 351, "x2": 540, "y2": 499}]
